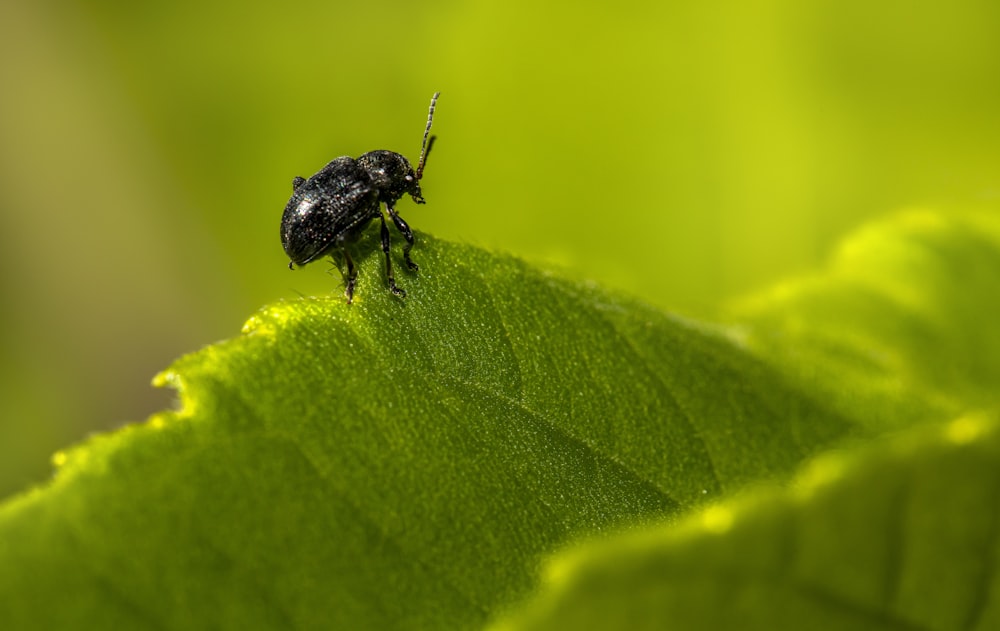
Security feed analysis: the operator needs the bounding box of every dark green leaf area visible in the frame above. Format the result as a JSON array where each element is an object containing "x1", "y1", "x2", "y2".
[
  {"x1": 488, "y1": 413, "x2": 1000, "y2": 631},
  {"x1": 0, "y1": 234, "x2": 852, "y2": 630}
]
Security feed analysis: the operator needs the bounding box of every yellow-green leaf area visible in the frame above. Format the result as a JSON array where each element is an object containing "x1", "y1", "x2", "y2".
[
  {"x1": 2, "y1": 209, "x2": 999, "y2": 630},
  {"x1": 0, "y1": 234, "x2": 856, "y2": 630},
  {"x1": 736, "y1": 209, "x2": 1000, "y2": 428}
]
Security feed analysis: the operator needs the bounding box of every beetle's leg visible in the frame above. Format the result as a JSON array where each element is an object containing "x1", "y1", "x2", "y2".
[
  {"x1": 379, "y1": 213, "x2": 406, "y2": 298},
  {"x1": 387, "y1": 204, "x2": 419, "y2": 271},
  {"x1": 341, "y1": 247, "x2": 357, "y2": 304}
]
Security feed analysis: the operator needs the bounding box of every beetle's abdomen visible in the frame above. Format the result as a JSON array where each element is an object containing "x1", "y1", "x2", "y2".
[{"x1": 281, "y1": 157, "x2": 380, "y2": 265}]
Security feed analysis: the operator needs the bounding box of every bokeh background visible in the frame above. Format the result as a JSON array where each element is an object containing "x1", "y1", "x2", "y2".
[{"x1": 1, "y1": 0, "x2": 999, "y2": 499}]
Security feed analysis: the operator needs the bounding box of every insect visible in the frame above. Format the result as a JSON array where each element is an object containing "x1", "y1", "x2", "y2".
[{"x1": 280, "y1": 92, "x2": 440, "y2": 303}]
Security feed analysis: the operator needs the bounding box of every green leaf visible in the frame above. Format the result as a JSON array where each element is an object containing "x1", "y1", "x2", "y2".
[
  {"x1": 487, "y1": 412, "x2": 1000, "y2": 631},
  {"x1": 488, "y1": 209, "x2": 1000, "y2": 631},
  {"x1": 733, "y1": 210, "x2": 1000, "y2": 428},
  {"x1": 2, "y1": 210, "x2": 999, "y2": 630},
  {"x1": 0, "y1": 233, "x2": 855, "y2": 630}
]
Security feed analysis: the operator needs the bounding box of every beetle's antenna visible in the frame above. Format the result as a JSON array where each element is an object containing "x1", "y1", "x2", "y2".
[{"x1": 416, "y1": 91, "x2": 440, "y2": 180}]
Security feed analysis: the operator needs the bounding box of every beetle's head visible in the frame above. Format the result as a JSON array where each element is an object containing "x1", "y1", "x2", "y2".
[
  {"x1": 356, "y1": 150, "x2": 424, "y2": 204},
  {"x1": 355, "y1": 93, "x2": 439, "y2": 207}
]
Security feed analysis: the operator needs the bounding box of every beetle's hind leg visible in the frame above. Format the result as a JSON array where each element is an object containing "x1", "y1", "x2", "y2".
[
  {"x1": 387, "y1": 205, "x2": 419, "y2": 272},
  {"x1": 379, "y1": 214, "x2": 406, "y2": 298},
  {"x1": 338, "y1": 247, "x2": 358, "y2": 304}
]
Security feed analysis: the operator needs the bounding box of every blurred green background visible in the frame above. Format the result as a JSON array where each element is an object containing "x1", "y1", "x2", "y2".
[{"x1": 1, "y1": 0, "x2": 998, "y2": 499}]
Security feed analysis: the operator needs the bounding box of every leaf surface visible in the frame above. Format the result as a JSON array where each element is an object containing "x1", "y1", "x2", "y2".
[
  {"x1": 0, "y1": 232, "x2": 854, "y2": 630},
  {"x1": 490, "y1": 209, "x2": 1000, "y2": 630},
  {"x1": 2, "y1": 210, "x2": 999, "y2": 630},
  {"x1": 489, "y1": 413, "x2": 1000, "y2": 631}
]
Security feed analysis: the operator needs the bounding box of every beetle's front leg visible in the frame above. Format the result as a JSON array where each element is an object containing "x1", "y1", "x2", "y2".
[
  {"x1": 387, "y1": 204, "x2": 419, "y2": 271},
  {"x1": 379, "y1": 213, "x2": 406, "y2": 298}
]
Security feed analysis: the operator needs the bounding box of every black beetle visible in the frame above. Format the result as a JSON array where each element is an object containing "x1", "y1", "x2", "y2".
[{"x1": 281, "y1": 92, "x2": 440, "y2": 303}]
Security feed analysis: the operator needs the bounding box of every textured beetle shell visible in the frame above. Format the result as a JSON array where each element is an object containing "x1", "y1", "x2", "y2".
[{"x1": 281, "y1": 157, "x2": 380, "y2": 265}]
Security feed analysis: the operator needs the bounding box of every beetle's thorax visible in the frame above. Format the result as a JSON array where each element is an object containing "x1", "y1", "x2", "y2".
[{"x1": 356, "y1": 150, "x2": 423, "y2": 205}]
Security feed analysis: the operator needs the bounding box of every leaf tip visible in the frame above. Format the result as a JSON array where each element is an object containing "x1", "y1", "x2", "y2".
[
  {"x1": 150, "y1": 367, "x2": 197, "y2": 424},
  {"x1": 151, "y1": 368, "x2": 178, "y2": 390}
]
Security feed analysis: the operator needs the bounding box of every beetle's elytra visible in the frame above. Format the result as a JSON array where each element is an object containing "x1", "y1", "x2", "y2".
[{"x1": 281, "y1": 92, "x2": 440, "y2": 303}]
